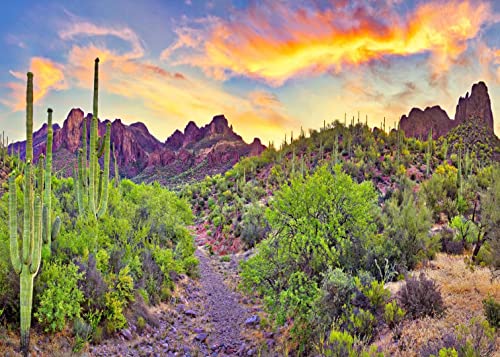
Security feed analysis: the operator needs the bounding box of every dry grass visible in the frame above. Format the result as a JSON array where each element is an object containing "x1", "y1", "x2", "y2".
[{"x1": 377, "y1": 253, "x2": 500, "y2": 356}]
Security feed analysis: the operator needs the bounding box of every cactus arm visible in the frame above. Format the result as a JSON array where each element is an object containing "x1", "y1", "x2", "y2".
[
  {"x1": 97, "y1": 123, "x2": 111, "y2": 218},
  {"x1": 22, "y1": 163, "x2": 32, "y2": 266},
  {"x1": 30, "y1": 195, "x2": 42, "y2": 275},
  {"x1": 51, "y1": 216, "x2": 61, "y2": 241},
  {"x1": 9, "y1": 175, "x2": 22, "y2": 274}
]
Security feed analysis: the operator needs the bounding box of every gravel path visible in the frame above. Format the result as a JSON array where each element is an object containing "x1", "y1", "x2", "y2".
[{"x1": 89, "y1": 248, "x2": 266, "y2": 356}]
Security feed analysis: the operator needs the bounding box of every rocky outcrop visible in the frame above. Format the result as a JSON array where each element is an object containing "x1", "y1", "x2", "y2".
[
  {"x1": 399, "y1": 106, "x2": 454, "y2": 139},
  {"x1": 454, "y1": 81, "x2": 493, "y2": 130},
  {"x1": 399, "y1": 81, "x2": 495, "y2": 139},
  {"x1": 10, "y1": 110, "x2": 265, "y2": 185}
]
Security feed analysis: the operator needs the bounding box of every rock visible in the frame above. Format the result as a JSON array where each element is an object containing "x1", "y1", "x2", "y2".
[
  {"x1": 121, "y1": 328, "x2": 133, "y2": 340},
  {"x1": 454, "y1": 81, "x2": 493, "y2": 130},
  {"x1": 195, "y1": 333, "x2": 208, "y2": 342},
  {"x1": 193, "y1": 327, "x2": 204, "y2": 333},
  {"x1": 184, "y1": 309, "x2": 197, "y2": 317},
  {"x1": 244, "y1": 315, "x2": 260, "y2": 326}
]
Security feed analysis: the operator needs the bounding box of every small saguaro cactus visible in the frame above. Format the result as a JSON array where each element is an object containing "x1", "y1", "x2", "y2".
[
  {"x1": 75, "y1": 58, "x2": 111, "y2": 219},
  {"x1": 9, "y1": 72, "x2": 60, "y2": 357}
]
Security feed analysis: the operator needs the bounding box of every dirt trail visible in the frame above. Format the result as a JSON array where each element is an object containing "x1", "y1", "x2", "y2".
[{"x1": 90, "y1": 247, "x2": 267, "y2": 356}]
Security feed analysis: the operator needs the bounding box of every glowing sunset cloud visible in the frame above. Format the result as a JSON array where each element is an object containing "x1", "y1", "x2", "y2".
[
  {"x1": 162, "y1": 0, "x2": 492, "y2": 85},
  {"x1": 3, "y1": 57, "x2": 66, "y2": 111}
]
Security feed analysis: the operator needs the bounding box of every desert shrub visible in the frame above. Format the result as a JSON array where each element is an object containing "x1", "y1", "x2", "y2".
[
  {"x1": 318, "y1": 329, "x2": 383, "y2": 357},
  {"x1": 346, "y1": 308, "x2": 377, "y2": 341},
  {"x1": 77, "y1": 254, "x2": 108, "y2": 313},
  {"x1": 384, "y1": 301, "x2": 405, "y2": 329},
  {"x1": 456, "y1": 318, "x2": 497, "y2": 356},
  {"x1": 35, "y1": 262, "x2": 84, "y2": 332},
  {"x1": 398, "y1": 273, "x2": 445, "y2": 319},
  {"x1": 420, "y1": 332, "x2": 461, "y2": 357},
  {"x1": 316, "y1": 268, "x2": 356, "y2": 325},
  {"x1": 482, "y1": 296, "x2": 499, "y2": 328},
  {"x1": 358, "y1": 280, "x2": 390, "y2": 311},
  {"x1": 240, "y1": 202, "x2": 270, "y2": 248},
  {"x1": 383, "y1": 189, "x2": 435, "y2": 271}
]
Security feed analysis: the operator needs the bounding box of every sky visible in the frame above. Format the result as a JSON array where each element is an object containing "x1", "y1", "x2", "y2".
[{"x1": 1, "y1": 0, "x2": 499, "y2": 146}]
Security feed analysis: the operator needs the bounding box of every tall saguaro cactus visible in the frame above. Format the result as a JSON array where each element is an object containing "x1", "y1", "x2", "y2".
[
  {"x1": 75, "y1": 58, "x2": 111, "y2": 219},
  {"x1": 8, "y1": 72, "x2": 59, "y2": 356},
  {"x1": 43, "y1": 108, "x2": 61, "y2": 249}
]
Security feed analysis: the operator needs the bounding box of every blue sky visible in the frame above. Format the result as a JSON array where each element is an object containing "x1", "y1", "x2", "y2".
[{"x1": 1, "y1": 0, "x2": 499, "y2": 145}]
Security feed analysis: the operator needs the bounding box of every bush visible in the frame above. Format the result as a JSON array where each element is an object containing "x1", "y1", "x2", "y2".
[
  {"x1": 482, "y1": 296, "x2": 499, "y2": 328},
  {"x1": 35, "y1": 262, "x2": 84, "y2": 332},
  {"x1": 384, "y1": 301, "x2": 405, "y2": 329},
  {"x1": 316, "y1": 268, "x2": 356, "y2": 324},
  {"x1": 318, "y1": 329, "x2": 383, "y2": 357},
  {"x1": 397, "y1": 273, "x2": 444, "y2": 319}
]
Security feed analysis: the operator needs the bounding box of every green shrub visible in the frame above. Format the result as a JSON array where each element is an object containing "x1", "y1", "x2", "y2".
[
  {"x1": 35, "y1": 262, "x2": 84, "y2": 332},
  {"x1": 383, "y1": 301, "x2": 405, "y2": 329},
  {"x1": 346, "y1": 308, "x2": 376, "y2": 341},
  {"x1": 482, "y1": 295, "x2": 499, "y2": 328},
  {"x1": 359, "y1": 280, "x2": 390, "y2": 310}
]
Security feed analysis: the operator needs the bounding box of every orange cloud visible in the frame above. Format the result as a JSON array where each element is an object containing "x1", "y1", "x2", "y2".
[
  {"x1": 3, "y1": 57, "x2": 66, "y2": 111},
  {"x1": 59, "y1": 22, "x2": 298, "y2": 144},
  {"x1": 162, "y1": 0, "x2": 493, "y2": 86}
]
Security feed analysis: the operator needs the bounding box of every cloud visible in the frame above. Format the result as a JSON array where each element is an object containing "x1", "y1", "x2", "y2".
[
  {"x1": 2, "y1": 57, "x2": 67, "y2": 111},
  {"x1": 59, "y1": 21, "x2": 144, "y2": 59},
  {"x1": 161, "y1": 0, "x2": 496, "y2": 86}
]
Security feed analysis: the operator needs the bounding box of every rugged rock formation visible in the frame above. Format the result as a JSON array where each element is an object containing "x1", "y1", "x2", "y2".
[
  {"x1": 10, "y1": 109, "x2": 265, "y2": 186},
  {"x1": 399, "y1": 81, "x2": 495, "y2": 139},
  {"x1": 454, "y1": 81, "x2": 493, "y2": 130}
]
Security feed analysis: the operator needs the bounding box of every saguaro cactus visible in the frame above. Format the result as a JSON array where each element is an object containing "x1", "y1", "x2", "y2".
[
  {"x1": 75, "y1": 58, "x2": 111, "y2": 219},
  {"x1": 8, "y1": 72, "x2": 59, "y2": 356},
  {"x1": 43, "y1": 108, "x2": 61, "y2": 249}
]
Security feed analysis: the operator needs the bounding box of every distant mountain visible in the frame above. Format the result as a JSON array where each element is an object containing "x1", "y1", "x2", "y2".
[
  {"x1": 9, "y1": 109, "x2": 265, "y2": 186},
  {"x1": 399, "y1": 81, "x2": 494, "y2": 139}
]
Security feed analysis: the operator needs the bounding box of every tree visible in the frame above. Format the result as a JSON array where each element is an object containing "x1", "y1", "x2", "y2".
[{"x1": 241, "y1": 165, "x2": 378, "y2": 332}]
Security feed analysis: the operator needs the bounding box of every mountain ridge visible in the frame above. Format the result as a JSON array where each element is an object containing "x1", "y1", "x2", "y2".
[
  {"x1": 9, "y1": 109, "x2": 265, "y2": 185},
  {"x1": 399, "y1": 81, "x2": 494, "y2": 139}
]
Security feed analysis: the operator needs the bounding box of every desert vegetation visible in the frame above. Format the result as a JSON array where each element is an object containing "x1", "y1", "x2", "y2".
[{"x1": 0, "y1": 60, "x2": 498, "y2": 357}]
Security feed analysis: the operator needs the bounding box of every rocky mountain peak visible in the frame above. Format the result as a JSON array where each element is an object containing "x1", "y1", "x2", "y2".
[
  {"x1": 399, "y1": 81, "x2": 495, "y2": 139},
  {"x1": 454, "y1": 81, "x2": 493, "y2": 129}
]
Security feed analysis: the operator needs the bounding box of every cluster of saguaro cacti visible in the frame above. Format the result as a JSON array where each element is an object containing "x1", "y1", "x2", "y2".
[
  {"x1": 75, "y1": 58, "x2": 111, "y2": 219},
  {"x1": 9, "y1": 72, "x2": 60, "y2": 356}
]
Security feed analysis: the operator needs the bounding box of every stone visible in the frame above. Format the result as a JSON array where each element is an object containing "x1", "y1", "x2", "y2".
[
  {"x1": 244, "y1": 315, "x2": 260, "y2": 326},
  {"x1": 195, "y1": 333, "x2": 208, "y2": 342},
  {"x1": 184, "y1": 309, "x2": 197, "y2": 317}
]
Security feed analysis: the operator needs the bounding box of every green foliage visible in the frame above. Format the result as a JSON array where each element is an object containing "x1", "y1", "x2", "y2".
[
  {"x1": 383, "y1": 189, "x2": 434, "y2": 271},
  {"x1": 242, "y1": 165, "x2": 378, "y2": 344},
  {"x1": 482, "y1": 295, "x2": 499, "y2": 328},
  {"x1": 318, "y1": 329, "x2": 383, "y2": 357},
  {"x1": 358, "y1": 280, "x2": 390, "y2": 310},
  {"x1": 35, "y1": 262, "x2": 84, "y2": 332},
  {"x1": 383, "y1": 301, "x2": 405, "y2": 329}
]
